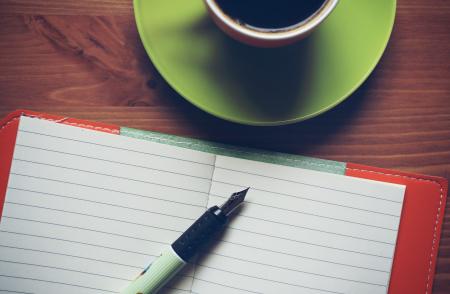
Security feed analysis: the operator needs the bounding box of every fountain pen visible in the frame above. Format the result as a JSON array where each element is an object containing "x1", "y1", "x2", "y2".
[{"x1": 120, "y1": 188, "x2": 249, "y2": 294}]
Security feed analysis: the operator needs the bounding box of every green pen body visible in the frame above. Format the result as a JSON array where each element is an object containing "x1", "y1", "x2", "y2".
[
  {"x1": 120, "y1": 206, "x2": 227, "y2": 294},
  {"x1": 120, "y1": 247, "x2": 186, "y2": 294}
]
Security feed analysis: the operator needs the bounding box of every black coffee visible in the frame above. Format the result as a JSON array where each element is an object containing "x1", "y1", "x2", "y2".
[{"x1": 215, "y1": 0, "x2": 327, "y2": 31}]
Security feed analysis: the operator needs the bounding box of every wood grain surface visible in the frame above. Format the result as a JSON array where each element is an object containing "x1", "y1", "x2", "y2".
[{"x1": 0, "y1": 0, "x2": 449, "y2": 292}]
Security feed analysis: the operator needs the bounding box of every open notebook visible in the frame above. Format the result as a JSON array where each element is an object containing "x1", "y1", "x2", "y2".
[{"x1": 0, "y1": 112, "x2": 447, "y2": 294}]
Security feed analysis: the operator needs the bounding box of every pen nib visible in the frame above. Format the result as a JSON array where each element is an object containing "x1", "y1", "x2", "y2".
[{"x1": 219, "y1": 188, "x2": 249, "y2": 217}]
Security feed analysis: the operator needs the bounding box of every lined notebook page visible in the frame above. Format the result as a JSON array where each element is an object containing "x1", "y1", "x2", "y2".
[
  {"x1": 192, "y1": 156, "x2": 405, "y2": 294},
  {"x1": 0, "y1": 116, "x2": 406, "y2": 294},
  {"x1": 0, "y1": 116, "x2": 215, "y2": 294}
]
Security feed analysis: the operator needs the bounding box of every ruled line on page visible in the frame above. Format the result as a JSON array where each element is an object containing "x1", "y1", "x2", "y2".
[
  {"x1": 0, "y1": 290, "x2": 34, "y2": 294},
  {"x1": 10, "y1": 161, "x2": 209, "y2": 207},
  {"x1": 196, "y1": 265, "x2": 347, "y2": 294},
  {"x1": 0, "y1": 258, "x2": 193, "y2": 281},
  {"x1": 213, "y1": 239, "x2": 389, "y2": 273},
  {"x1": 210, "y1": 193, "x2": 397, "y2": 231},
  {"x1": 221, "y1": 225, "x2": 392, "y2": 259},
  {"x1": 0, "y1": 230, "x2": 196, "y2": 282},
  {"x1": 18, "y1": 130, "x2": 214, "y2": 167},
  {"x1": 3, "y1": 184, "x2": 191, "y2": 276},
  {"x1": 228, "y1": 219, "x2": 394, "y2": 245},
  {"x1": 194, "y1": 247, "x2": 388, "y2": 294},
  {"x1": 209, "y1": 182, "x2": 401, "y2": 232},
  {"x1": 207, "y1": 195, "x2": 399, "y2": 250},
  {"x1": 15, "y1": 144, "x2": 212, "y2": 180},
  {"x1": 214, "y1": 166, "x2": 402, "y2": 203},
  {"x1": 0, "y1": 273, "x2": 190, "y2": 294},
  {"x1": 0, "y1": 275, "x2": 115, "y2": 293},
  {"x1": 1, "y1": 216, "x2": 170, "y2": 246},
  {"x1": 192, "y1": 278, "x2": 263, "y2": 294},
  {"x1": 206, "y1": 199, "x2": 399, "y2": 256},
  {"x1": 5, "y1": 185, "x2": 200, "y2": 235},
  {"x1": 214, "y1": 156, "x2": 404, "y2": 203},
  {"x1": 211, "y1": 164, "x2": 403, "y2": 221},
  {"x1": 13, "y1": 159, "x2": 210, "y2": 196},
  {"x1": 0, "y1": 240, "x2": 386, "y2": 285},
  {"x1": 199, "y1": 253, "x2": 385, "y2": 287},
  {"x1": 10, "y1": 168, "x2": 208, "y2": 209},
  {"x1": 4, "y1": 201, "x2": 184, "y2": 234},
  {"x1": 163, "y1": 288, "x2": 191, "y2": 293},
  {"x1": 210, "y1": 182, "x2": 401, "y2": 217},
  {"x1": 0, "y1": 245, "x2": 142, "y2": 269},
  {"x1": 9, "y1": 175, "x2": 205, "y2": 209},
  {"x1": 7, "y1": 186, "x2": 198, "y2": 221},
  {"x1": 0, "y1": 260, "x2": 131, "y2": 282},
  {"x1": 0, "y1": 230, "x2": 154, "y2": 257}
]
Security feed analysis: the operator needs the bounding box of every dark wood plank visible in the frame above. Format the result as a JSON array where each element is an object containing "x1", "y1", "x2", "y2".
[
  {"x1": 0, "y1": 0, "x2": 449, "y2": 292},
  {"x1": 0, "y1": 0, "x2": 132, "y2": 15}
]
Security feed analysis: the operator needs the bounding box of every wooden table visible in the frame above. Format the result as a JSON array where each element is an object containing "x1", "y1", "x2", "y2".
[{"x1": 0, "y1": 0, "x2": 449, "y2": 292}]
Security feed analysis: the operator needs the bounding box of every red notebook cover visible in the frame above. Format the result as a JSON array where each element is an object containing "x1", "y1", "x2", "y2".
[{"x1": 0, "y1": 110, "x2": 447, "y2": 294}]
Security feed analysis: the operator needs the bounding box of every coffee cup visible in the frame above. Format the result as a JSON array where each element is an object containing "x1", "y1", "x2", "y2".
[{"x1": 204, "y1": 0, "x2": 339, "y2": 47}]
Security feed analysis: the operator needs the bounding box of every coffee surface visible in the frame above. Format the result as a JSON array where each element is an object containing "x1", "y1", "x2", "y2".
[{"x1": 215, "y1": 0, "x2": 327, "y2": 31}]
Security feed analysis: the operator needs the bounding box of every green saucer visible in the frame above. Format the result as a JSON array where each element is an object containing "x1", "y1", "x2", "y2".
[{"x1": 134, "y1": 0, "x2": 396, "y2": 125}]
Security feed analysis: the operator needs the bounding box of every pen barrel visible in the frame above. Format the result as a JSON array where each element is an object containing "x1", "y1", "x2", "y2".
[
  {"x1": 120, "y1": 207, "x2": 226, "y2": 294},
  {"x1": 172, "y1": 206, "x2": 227, "y2": 261},
  {"x1": 120, "y1": 247, "x2": 185, "y2": 294}
]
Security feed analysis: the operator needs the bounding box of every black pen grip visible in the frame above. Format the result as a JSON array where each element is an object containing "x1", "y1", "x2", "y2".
[{"x1": 172, "y1": 206, "x2": 227, "y2": 261}]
